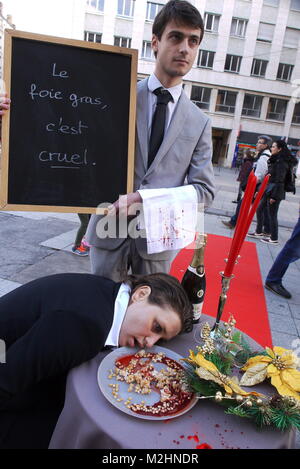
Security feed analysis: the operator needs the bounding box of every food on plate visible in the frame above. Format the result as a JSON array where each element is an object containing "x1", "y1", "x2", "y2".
[{"x1": 107, "y1": 349, "x2": 194, "y2": 417}]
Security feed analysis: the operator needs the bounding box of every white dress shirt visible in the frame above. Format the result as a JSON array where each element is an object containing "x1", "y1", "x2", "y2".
[{"x1": 104, "y1": 283, "x2": 131, "y2": 347}]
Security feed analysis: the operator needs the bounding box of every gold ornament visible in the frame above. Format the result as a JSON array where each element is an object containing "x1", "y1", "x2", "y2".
[
  {"x1": 215, "y1": 394, "x2": 223, "y2": 402},
  {"x1": 236, "y1": 395, "x2": 244, "y2": 403},
  {"x1": 241, "y1": 346, "x2": 300, "y2": 401},
  {"x1": 245, "y1": 400, "x2": 253, "y2": 408},
  {"x1": 256, "y1": 398, "x2": 263, "y2": 406}
]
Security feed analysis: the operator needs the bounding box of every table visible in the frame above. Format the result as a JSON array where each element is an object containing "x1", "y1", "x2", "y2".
[{"x1": 49, "y1": 316, "x2": 295, "y2": 449}]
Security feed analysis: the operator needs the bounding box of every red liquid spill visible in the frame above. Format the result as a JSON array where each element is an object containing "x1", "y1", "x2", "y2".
[
  {"x1": 187, "y1": 435, "x2": 199, "y2": 443},
  {"x1": 196, "y1": 443, "x2": 212, "y2": 449}
]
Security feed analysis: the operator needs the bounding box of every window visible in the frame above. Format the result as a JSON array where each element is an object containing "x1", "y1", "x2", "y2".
[
  {"x1": 292, "y1": 102, "x2": 300, "y2": 124},
  {"x1": 251, "y1": 59, "x2": 268, "y2": 77},
  {"x1": 114, "y1": 36, "x2": 132, "y2": 48},
  {"x1": 242, "y1": 94, "x2": 263, "y2": 118},
  {"x1": 277, "y1": 63, "x2": 294, "y2": 81},
  {"x1": 86, "y1": 0, "x2": 105, "y2": 11},
  {"x1": 290, "y1": 0, "x2": 300, "y2": 11},
  {"x1": 118, "y1": 0, "x2": 135, "y2": 17},
  {"x1": 215, "y1": 90, "x2": 237, "y2": 114},
  {"x1": 84, "y1": 31, "x2": 102, "y2": 43},
  {"x1": 263, "y1": 0, "x2": 279, "y2": 5},
  {"x1": 204, "y1": 13, "x2": 220, "y2": 33},
  {"x1": 224, "y1": 54, "x2": 242, "y2": 73},
  {"x1": 197, "y1": 50, "x2": 215, "y2": 68},
  {"x1": 191, "y1": 86, "x2": 211, "y2": 110},
  {"x1": 146, "y1": 2, "x2": 163, "y2": 21},
  {"x1": 230, "y1": 18, "x2": 248, "y2": 37},
  {"x1": 266, "y1": 98, "x2": 288, "y2": 121},
  {"x1": 141, "y1": 41, "x2": 154, "y2": 59},
  {"x1": 257, "y1": 22, "x2": 274, "y2": 42},
  {"x1": 283, "y1": 28, "x2": 300, "y2": 48}
]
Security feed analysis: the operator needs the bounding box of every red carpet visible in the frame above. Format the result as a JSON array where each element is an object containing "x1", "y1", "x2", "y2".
[{"x1": 170, "y1": 234, "x2": 272, "y2": 348}]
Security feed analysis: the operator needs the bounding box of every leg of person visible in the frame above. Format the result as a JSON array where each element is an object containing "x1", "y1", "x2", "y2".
[
  {"x1": 248, "y1": 193, "x2": 266, "y2": 238},
  {"x1": 262, "y1": 205, "x2": 271, "y2": 236},
  {"x1": 129, "y1": 240, "x2": 176, "y2": 275},
  {"x1": 261, "y1": 199, "x2": 280, "y2": 244},
  {"x1": 72, "y1": 214, "x2": 91, "y2": 256},
  {"x1": 222, "y1": 197, "x2": 242, "y2": 228},
  {"x1": 89, "y1": 239, "x2": 131, "y2": 281},
  {"x1": 266, "y1": 217, "x2": 300, "y2": 284}
]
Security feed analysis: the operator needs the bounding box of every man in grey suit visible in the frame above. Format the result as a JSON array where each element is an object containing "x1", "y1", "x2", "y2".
[{"x1": 86, "y1": 0, "x2": 215, "y2": 281}]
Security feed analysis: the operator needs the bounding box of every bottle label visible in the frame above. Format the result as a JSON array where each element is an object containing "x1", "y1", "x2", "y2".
[{"x1": 192, "y1": 302, "x2": 203, "y2": 321}]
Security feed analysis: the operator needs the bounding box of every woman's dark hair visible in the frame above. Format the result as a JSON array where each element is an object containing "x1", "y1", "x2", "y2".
[
  {"x1": 153, "y1": 0, "x2": 204, "y2": 42},
  {"x1": 273, "y1": 140, "x2": 292, "y2": 158},
  {"x1": 125, "y1": 273, "x2": 193, "y2": 333}
]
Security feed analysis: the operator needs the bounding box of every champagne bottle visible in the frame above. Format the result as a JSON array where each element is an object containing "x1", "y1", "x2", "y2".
[{"x1": 181, "y1": 234, "x2": 207, "y2": 324}]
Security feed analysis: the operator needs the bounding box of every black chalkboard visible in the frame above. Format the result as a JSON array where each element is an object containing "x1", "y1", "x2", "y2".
[{"x1": 0, "y1": 30, "x2": 137, "y2": 212}]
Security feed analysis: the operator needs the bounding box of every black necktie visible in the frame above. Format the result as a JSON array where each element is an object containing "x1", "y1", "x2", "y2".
[{"x1": 148, "y1": 87, "x2": 173, "y2": 169}]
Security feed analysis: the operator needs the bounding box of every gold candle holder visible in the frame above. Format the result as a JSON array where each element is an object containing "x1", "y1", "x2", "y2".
[
  {"x1": 210, "y1": 272, "x2": 234, "y2": 337},
  {"x1": 210, "y1": 255, "x2": 241, "y2": 336}
]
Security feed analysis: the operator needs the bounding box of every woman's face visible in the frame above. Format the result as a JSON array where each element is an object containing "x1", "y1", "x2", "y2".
[
  {"x1": 118, "y1": 286, "x2": 182, "y2": 349},
  {"x1": 271, "y1": 142, "x2": 281, "y2": 155}
]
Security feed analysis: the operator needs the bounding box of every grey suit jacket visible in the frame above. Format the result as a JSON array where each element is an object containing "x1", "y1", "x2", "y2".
[{"x1": 86, "y1": 77, "x2": 215, "y2": 260}]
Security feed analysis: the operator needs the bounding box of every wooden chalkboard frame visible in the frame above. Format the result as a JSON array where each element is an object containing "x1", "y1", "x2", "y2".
[{"x1": 0, "y1": 29, "x2": 138, "y2": 214}]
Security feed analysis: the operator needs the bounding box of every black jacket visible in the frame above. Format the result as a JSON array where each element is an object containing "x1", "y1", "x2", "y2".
[
  {"x1": 266, "y1": 154, "x2": 297, "y2": 201},
  {"x1": 0, "y1": 273, "x2": 120, "y2": 448}
]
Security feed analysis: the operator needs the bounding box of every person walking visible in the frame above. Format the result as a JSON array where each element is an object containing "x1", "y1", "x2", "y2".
[
  {"x1": 222, "y1": 135, "x2": 271, "y2": 230},
  {"x1": 71, "y1": 214, "x2": 90, "y2": 256},
  {"x1": 265, "y1": 208, "x2": 300, "y2": 298},
  {"x1": 232, "y1": 149, "x2": 255, "y2": 203},
  {"x1": 248, "y1": 140, "x2": 297, "y2": 245}
]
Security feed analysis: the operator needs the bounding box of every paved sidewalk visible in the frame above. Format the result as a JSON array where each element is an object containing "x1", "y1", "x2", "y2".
[{"x1": 0, "y1": 166, "x2": 299, "y2": 447}]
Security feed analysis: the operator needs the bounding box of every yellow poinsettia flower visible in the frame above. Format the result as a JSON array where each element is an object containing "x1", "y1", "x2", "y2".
[
  {"x1": 241, "y1": 346, "x2": 300, "y2": 400},
  {"x1": 189, "y1": 351, "x2": 260, "y2": 397}
]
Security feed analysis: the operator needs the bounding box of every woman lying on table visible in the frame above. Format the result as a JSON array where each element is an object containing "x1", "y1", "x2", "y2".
[{"x1": 0, "y1": 272, "x2": 193, "y2": 449}]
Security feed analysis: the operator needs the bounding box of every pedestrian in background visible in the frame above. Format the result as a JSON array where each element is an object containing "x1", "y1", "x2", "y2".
[
  {"x1": 249, "y1": 140, "x2": 298, "y2": 245},
  {"x1": 222, "y1": 135, "x2": 271, "y2": 230},
  {"x1": 232, "y1": 149, "x2": 255, "y2": 203},
  {"x1": 265, "y1": 207, "x2": 300, "y2": 298},
  {"x1": 72, "y1": 214, "x2": 90, "y2": 256}
]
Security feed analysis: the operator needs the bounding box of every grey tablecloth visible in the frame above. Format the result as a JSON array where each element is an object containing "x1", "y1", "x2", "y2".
[{"x1": 49, "y1": 316, "x2": 295, "y2": 449}]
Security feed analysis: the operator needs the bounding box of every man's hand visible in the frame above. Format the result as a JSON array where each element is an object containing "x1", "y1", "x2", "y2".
[
  {"x1": 109, "y1": 192, "x2": 142, "y2": 216},
  {"x1": 0, "y1": 94, "x2": 11, "y2": 115},
  {"x1": 269, "y1": 198, "x2": 276, "y2": 204}
]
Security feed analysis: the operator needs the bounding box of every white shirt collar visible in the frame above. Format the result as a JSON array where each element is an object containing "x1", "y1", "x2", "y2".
[
  {"x1": 148, "y1": 73, "x2": 182, "y2": 104},
  {"x1": 104, "y1": 283, "x2": 131, "y2": 347}
]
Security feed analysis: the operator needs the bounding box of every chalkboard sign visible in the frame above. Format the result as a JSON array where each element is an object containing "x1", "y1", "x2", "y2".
[{"x1": 0, "y1": 30, "x2": 137, "y2": 213}]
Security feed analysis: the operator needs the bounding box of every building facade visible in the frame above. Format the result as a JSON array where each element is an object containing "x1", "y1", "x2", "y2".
[
  {"x1": 0, "y1": 1, "x2": 15, "y2": 82},
  {"x1": 84, "y1": 0, "x2": 300, "y2": 166}
]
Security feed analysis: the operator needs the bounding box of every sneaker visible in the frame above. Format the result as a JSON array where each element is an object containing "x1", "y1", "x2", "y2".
[
  {"x1": 261, "y1": 238, "x2": 279, "y2": 245},
  {"x1": 247, "y1": 232, "x2": 264, "y2": 238},
  {"x1": 262, "y1": 232, "x2": 271, "y2": 238},
  {"x1": 71, "y1": 243, "x2": 90, "y2": 256},
  {"x1": 265, "y1": 282, "x2": 291, "y2": 299},
  {"x1": 222, "y1": 220, "x2": 235, "y2": 229}
]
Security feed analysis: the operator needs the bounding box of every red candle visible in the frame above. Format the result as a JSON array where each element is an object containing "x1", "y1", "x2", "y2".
[
  {"x1": 224, "y1": 172, "x2": 257, "y2": 277},
  {"x1": 237, "y1": 174, "x2": 270, "y2": 255}
]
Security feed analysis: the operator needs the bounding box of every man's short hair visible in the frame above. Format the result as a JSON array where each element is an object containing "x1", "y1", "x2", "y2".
[
  {"x1": 257, "y1": 135, "x2": 272, "y2": 148},
  {"x1": 125, "y1": 273, "x2": 193, "y2": 334},
  {"x1": 152, "y1": 0, "x2": 204, "y2": 42}
]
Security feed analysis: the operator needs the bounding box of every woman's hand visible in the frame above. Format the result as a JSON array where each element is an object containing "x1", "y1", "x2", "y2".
[
  {"x1": 0, "y1": 94, "x2": 11, "y2": 115},
  {"x1": 269, "y1": 198, "x2": 276, "y2": 204}
]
